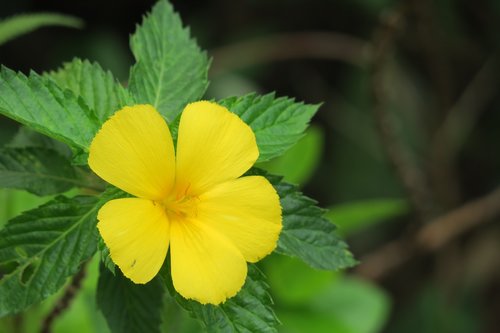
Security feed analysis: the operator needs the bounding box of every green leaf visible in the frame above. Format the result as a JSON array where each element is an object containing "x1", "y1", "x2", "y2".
[
  {"x1": 278, "y1": 277, "x2": 391, "y2": 333},
  {"x1": 257, "y1": 126, "x2": 324, "y2": 185},
  {"x1": 8, "y1": 126, "x2": 71, "y2": 158},
  {"x1": 98, "y1": 237, "x2": 115, "y2": 275},
  {"x1": 250, "y1": 169, "x2": 356, "y2": 270},
  {"x1": 97, "y1": 264, "x2": 164, "y2": 333},
  {"x1": 278, "y1": 311, "x2": 351, "y2": 333},
  {"x1": 129, "y1": 0, "x2": 209, "y2": 122},
  {"x1": 0, "y1": 13, "x2": 83, "y2": 46},
  {"x1": 309, "y1": 277, "x2": 391, "y2": 333},
  {"x1": 325, "y1": 198, "x2": 410, "y2": 235},
  {"x1": 168, "y1": 265, "x2": 279, "y2": 333},
  {"x1": 0, "y1": 147, "x2": 80, "y2": 196},
  {"x1": 0, "y1": 66, "x2": 99, "y2": 155},
  {"x1": 48, "y1": 58, "x2": 133, "y2": 122},
  {"x1": 263, "y1": 255, "x2": 334, "y2": 305},
  {"x1": 0, "y1": 195, "x2": 102, "y2": 317},
  {"x1": 220, "y1": 93, "x2": 319, "y2": 162}
]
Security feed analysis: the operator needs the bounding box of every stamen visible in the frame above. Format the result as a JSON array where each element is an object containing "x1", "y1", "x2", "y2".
[{"x1": 162, "y1": 194, "x2": 199, "y2": 221}]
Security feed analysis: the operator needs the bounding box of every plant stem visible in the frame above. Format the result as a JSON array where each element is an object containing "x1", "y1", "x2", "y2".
[
  {"x1": 210, "y1": 32, "x2": 371, "y2": 77},
  {"x1": 370, "y1": 4, "x2": 436, "y2": 221},
  {"x1": 40, "y1": 264, "x2": 87, "y2": 333},
  {"x1": 356, "y1": 185, "x2": 500, "y2": 280}
]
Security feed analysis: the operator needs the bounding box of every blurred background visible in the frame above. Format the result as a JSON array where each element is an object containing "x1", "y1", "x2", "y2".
[{"x1": 1, "y1": 0, "x2": 500, "y2": 332}]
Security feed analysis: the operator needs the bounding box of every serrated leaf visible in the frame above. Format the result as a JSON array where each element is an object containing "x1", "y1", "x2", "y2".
[
  {"x1": 0, "y1": 66, "x2": 99, "y2": 155},
  {"x1": 0, "y1": 147, "x2": 80, "y2": 195},
  {"x1": 0, "y1": 13, "x2": 83, "y2": 46},
  {"x1": 97, "y1": 264, "x2": 164, "y2": 333},
  {"x1": 249, "y1": 169, "x2": 356, "y2": 270},
  {"x1": 0, "y1": 195, "x2": 103, "y2": 316},
  {"x1": 48, "y1": 58, "x2": 133, "y2": 122},
  {"x1": 8, "y1": 126, "x2": 72, "y2": 158},
  {"x1": 257, "y1": 126, "x2": 324, "y2": 185},
  {"x1": 220, "y1": 93, "x2": 319, "y2": 162},
  {"x1": 168, "y1": 264, "x2": 279, "y2": 333},
  {"x1": 98, "y1": 237, "x2": 115, "y2": 275},
  {"x1": 128, "y1": 0, "x2": 209, "y2": 122}
]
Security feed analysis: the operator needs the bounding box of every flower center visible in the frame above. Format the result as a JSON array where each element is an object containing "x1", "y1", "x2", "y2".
[{"x1": 161, "y1": 194, "x2": 199, "y2": 221}]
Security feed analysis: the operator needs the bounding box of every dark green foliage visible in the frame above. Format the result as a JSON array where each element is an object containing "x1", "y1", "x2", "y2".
[
  {"x1": 249, "y1": 169, "x2": 356, "y2": 270},
  {"x1": 275, "y1": 177, "x2": 356, "y2": 270},
  {"x1": 220, "y1": 93, "x2": 319, "y2": 162},
  {"x1": 8, "y1": 126, "x2": 71, "y2": 158},
  {"x1": 169, "y1": 265, "x2": 279, "y2": 333},
  {"x1": 0, "y1": 196, "x2": 100, "y2": 316},
  {"x1": 48, "y1": 58, "x2": 134, "y2": 122},
  {"x1": 0, "y1": 66, "x2": 99, "y2": 154},
  {"x1": 129, "y1": 0, "x2": 209, "y2": 122},
  {"x1": 97, "y1": 236, "x2": 115, "y2": 275},
  {"x1": 97, "y1": 264, "x2": 165, "y2": 333},
  {"x1": 0, "y1": 147, "x2": 78, "y2": 195}
]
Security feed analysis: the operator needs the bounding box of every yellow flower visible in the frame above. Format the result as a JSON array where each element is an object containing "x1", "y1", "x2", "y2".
[{"x1": 88, "y1": 101, "x2": 282, "y2": 305}]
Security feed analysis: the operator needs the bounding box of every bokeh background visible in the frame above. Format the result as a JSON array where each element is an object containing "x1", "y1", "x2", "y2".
[{"x1": 1, "y1": 0, "x2": 500, "y2": 332}]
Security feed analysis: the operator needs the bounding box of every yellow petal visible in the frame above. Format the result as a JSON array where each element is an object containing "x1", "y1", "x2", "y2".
[
  {"x1": 89, "y1": 104, "x2": 175, "y2": 200},
  {"x1": 175, "y1": 101, "x2": 258, "y2": 196},
  {"x1": 98, "y1": 198, "x2": 170, "y2": 284},
  {"x1": 198, "y1": 176, "x2": 282, "y2": 262},
  {"x1": 170, "y1": 218, "x2": 247, "y2": 305}
]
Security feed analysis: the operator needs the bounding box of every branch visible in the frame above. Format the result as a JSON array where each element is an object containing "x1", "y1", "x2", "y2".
[
  {"x1": 209, "y1": 32, "x2": 371, "y2": 77},
  {"x1": 355, "y1": 185, "x2": 500, "y2": 280},
  {"x1": 40, "y1": 264, "x2": 87, "y2": 333},
  {"x1": 370, "y1": 6, "x2": 435, "y2": 220},
  {"x1": 429, "y1": 56, "x2": 498, "y2": 207},
  {"x1": 410, "y1": 0, "x2": 454, "y2": 110},
  {"x1": 431, "y1": 55, "x2": 498, "y2": 163}
]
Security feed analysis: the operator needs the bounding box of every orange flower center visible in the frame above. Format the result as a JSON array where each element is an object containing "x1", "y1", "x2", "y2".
[{"x1": 161, "y1": 193, "x2": 199, "y2": 221}]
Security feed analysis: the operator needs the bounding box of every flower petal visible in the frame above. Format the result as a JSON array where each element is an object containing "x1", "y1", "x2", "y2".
[
  {"x1": 89, "y1": 104, "x2": 175, "y2": 200},
  {"x1": 98, "y1": 198, "x2": 170, "y2": 284},
  {"x1": 170, "y1": 218, "x2": 247, "y2": 305},
  {"x1": 175, "y1": 101, "x2": 258, "y2": 196},
  {"x1": 198, "y1": 176, "x2": 282, "y2": 262}
]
